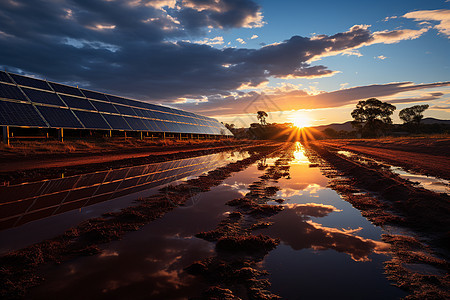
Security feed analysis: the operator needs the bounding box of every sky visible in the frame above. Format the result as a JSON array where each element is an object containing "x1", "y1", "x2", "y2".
[{"x1": 0, "y1": 0, "x2": 449, "y2": 127}]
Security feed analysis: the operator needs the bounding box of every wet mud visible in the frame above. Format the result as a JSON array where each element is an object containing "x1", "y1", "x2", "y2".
[{"x1": 303, "y1": 141, "x2": 449, "y2": 299}]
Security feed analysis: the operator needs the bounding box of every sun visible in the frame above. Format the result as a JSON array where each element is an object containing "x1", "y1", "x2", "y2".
[{"x1": 291, "y1": 112, "x2": 312, "y2": 129}]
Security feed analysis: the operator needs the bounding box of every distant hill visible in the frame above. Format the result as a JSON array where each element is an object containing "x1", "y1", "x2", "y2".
[
  {"x1": 308, "y1": 118, "x2": 450, "y2": 132},
  {"x1": 421, "y1": 117, "x2": 450, "y2": 125},
  {"x1": 308, "y1": 121, "x2": 353, "y2": 132}
]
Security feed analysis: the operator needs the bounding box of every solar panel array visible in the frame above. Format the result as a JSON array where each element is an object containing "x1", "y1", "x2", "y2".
[{"x1": 0, "y1": 71, "x2": 233, "y2": 136}]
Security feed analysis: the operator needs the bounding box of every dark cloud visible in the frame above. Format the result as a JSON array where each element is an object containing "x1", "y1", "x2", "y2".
[
  {"x1": 175, "y1": 0, "x2": 263, "y2": 30},
  {"x1": 0, "y1": 0, "x2": 433, "y2": 110}
]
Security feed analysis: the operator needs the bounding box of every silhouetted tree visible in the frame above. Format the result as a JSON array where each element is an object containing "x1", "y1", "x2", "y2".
[
  {"x1": 257, "y1": 111, "x2": 268, "y2": 126},
  {"x1": 351, "y1": 98, "x2": 396, "y2": 137},
  {"x1": 399, "y1": 104, "x2": 429, "y2": 125}
]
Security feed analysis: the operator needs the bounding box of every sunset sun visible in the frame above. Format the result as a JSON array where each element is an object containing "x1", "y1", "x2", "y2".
[{"x1": 291, "y1": 112, "x2": 312, "y2": 129}]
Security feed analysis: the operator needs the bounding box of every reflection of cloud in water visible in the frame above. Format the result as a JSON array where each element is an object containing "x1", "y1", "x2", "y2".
[
  {"x1": 262, "y1": 203, "x2": 389, "y2": 261},
  {"x1": 304, "y1": 183, "x2": 321, "y2": 194},
  {"x1": 221, "y1": 181, "x2": 249, "y2": 196},
  {"x1": 32, "y1": 235, "x2": 212, "y2": 299},
  {"x1": 284, "y1": 203, "x2": 342, "y2": 217},
  {"x1": 278, "y1": 183, "x2": 324, "y2": 198}
]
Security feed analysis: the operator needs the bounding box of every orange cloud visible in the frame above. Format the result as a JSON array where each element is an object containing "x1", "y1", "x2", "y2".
[{"x1": 404, "y1": 9, "x2": 450, "y2": 37}]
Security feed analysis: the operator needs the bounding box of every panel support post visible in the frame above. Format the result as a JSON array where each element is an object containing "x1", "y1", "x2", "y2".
[
  {"x1": 124, "y1": 131, "x2": 127, "y2": 139},
  {"x1": 2, "y1": 126, "x2": 10, "y2": 146},
  {"x1": 140, "y1": 131, "x2": 143, "y2": 140},
  {"x1": 163, "y1": 132, "x2": 165, "y2": 139},
  {"x1": 58, "y1": 128, "x2": 64, "y2": 142},
  {"x1": 109, "y1": 130, "x2": 112, "y2": 138}
]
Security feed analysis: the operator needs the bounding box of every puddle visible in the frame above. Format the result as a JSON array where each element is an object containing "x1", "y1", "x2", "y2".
[
  {"x1": 336, "y1": 148, "x2": 449, "y2": 195},
  {"x1": 0, "y1": 150, "x2": 248, "y2": 254},
  {"x1": 19, "y1": 142, "x2": 411, "y2": 299}
]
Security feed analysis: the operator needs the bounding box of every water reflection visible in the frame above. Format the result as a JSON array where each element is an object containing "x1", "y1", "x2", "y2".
[
  {"x1": 259, "y1": 203, "x2": 390, "y2": 262},
  {"x1": 0, "y1": 153, "x2": 233, "y2": 231},
  {"x1": 28, "y1": 182, "x2": 243, "y2": 300}
]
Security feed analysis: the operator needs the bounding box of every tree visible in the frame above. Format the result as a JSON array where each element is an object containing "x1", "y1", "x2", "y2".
[
  {"x1": 399, "y1": 104, "x2": 429, "y2": 125},
  {"x1": 351, "y1": 98, "x2": 396, "y2": 137},
  {"x1": 257, "y1": 111, "x2": 268, "y2": 126}
]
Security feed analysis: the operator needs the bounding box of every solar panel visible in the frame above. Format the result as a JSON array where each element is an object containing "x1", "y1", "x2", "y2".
[
  {"x1": 36, "y1": 106, "x2": 83, "y2": 128},
  {"x1": 114, "y1": 104, "x2": 137, "y2": 116},
  {"x1": 155, "y1": 105, "x2": 174, "y2": 114},
  {"x1": 142, "y1": 102, "x2": 166, "y2": 112},
  {"x1": 73, "y1": 110, "x2": 111, "y2": 129},
  {"x1": 1, "y1": 73, "x2": 233, "y2": 137},
  {"x1": 10, "y1": 74, "x2": 52, "y2": 91},
  {"x1": 142, "y1": 110, "x2": 157, "y2": 119},
  {"x1": 22, "y1": 87, "x2": 66, "y2": 107},
  {"x1": 101, "y1": 114, "x2": 131, "y2": 130},
  {"x1": 0, "y1": 100, "x2": 47, "y2": 127},
  {"x1": 141, "y1": 119, "x2": 157, "y2": 131},
  {"x1": 60, "y1": 94, "x2": 96, "y2": 111},
  {"x1": 153, "y1": 120, "x2": 167, "y2": 131},
  {"x1": 123, "y1": 116, "x2": 148, "y2": 131},
  {"x1": 125, "y1": 98, "x2": 149, "y2": 109},
  {"x1": 50, "y1": 82, "x2": 84, "y2": 97},
  {"x1": 80, "y1": 89, "x2": 109, "y2": 101},
  {"x1": 0, "y1": 71, "x2": 13, "y2": 83},
  {"x1": 90, "y1": 100, "x2": 119, "y2": 113},
  {"x1": 168, "y1": 114, "x2": 183, "y2": 123},
  {"x1": 106, "y1": 95, "x2": 130, "y2": 106},
  {"x1": 132, "y1": 108, "x2": 149, "y2": 118},
  {"x1": 0, "y1": 82, "x2": 28, "y2": 101},
  {"x1": 152, "y1": 111, "x2": 170, "y2": 121}
]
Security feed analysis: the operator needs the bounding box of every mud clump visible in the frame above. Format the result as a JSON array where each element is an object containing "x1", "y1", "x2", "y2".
[
  {"x1": 216, "y1": 235, "x2": 280, "y2": 254},
  {"x1": 201, "y1": 286, "x2": 240, "y2": 300}
]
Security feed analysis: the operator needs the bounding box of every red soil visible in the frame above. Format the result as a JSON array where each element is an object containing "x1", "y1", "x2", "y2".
[{"x1": 318, "y1": 137, "x2": 450, "y2": 180}]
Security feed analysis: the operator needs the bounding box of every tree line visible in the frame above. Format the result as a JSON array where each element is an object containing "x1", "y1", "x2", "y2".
[
  {"x1": 223, "y1": 98, "x2": 447, "y2": 140},
  {"x1": 350, "y1": 98, "x2": 430, "y2": 137}
]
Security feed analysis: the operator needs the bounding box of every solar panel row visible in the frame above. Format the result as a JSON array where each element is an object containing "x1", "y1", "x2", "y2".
[{"x1": 0, "y1": 71, "x2": 233, "y2": 136}]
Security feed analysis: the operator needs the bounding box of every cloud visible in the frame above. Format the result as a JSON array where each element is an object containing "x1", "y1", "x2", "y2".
[
  {"x1": 173, "y1": 81, "x2": 450, "y2": 115},
  {"x1": 404, "y1": 9, "x2": 450, "y2": 37},
  {"x1": 430, "y1": 105, "x2": 450, "y2": 110},
  {"x1": 383, "y1": 15, "x2": 398, "y2": 22},
  {"x1": 236, "y1": 37, "x2": 246, "y2": 44},
  {"x1": 375, "y1": 55, "x2": 387, "y2": 60},
  {"x1": 370, "y1": 27, "x2": 429, "y2": 44},
  {"x1": 387, "y1": 92, "x2": 445, "y2": 104},
  {"x1": 178, "y1": 0, "x2": 264, "y2": 29},
  {"x1": 191, "y1": 36, "x2": 224, "y2": 45},
  {"x1": 250, "y1": 34, "x2": 258, "y2": 39},
  {"x1": 0, "y1": 1, "x2": 435, "y2": 107}
]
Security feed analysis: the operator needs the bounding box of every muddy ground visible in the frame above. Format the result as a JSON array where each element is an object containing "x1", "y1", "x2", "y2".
[
  {"x1": 317, "y1": 137, "x2": 450, "y2": 180},
  {"x1": 1, "y1": 138, "x2": 449, "y2": 299},
  {"x1": 304, "y1": 139, "x2": 449, "y2": 299}
]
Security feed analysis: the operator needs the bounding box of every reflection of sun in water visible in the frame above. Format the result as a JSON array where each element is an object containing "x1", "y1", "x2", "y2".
[
  {"x1": 291, "y1": 111, "x2": 312, "y2": 128},
  {"x1": 293, "y1": 142, "x2": 310, "y2": 164}
]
